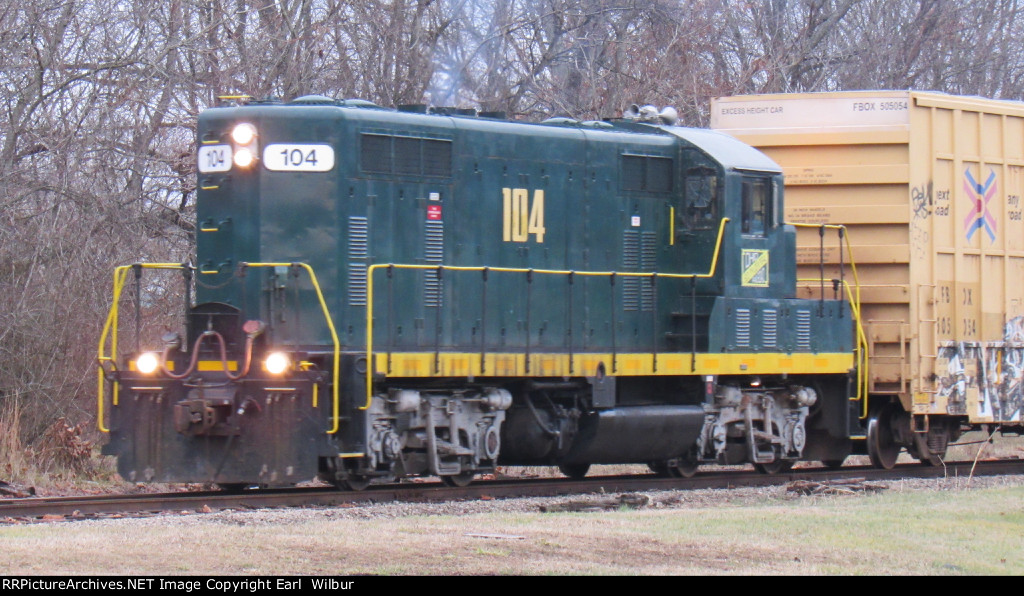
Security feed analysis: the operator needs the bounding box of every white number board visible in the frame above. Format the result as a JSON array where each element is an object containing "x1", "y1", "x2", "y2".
[
  {"x1": 263, "y1": 144, "x2": 335, "y2": 172},
  {"x1": 197, "y1": 145, "x2": 232, "y2": 173}
]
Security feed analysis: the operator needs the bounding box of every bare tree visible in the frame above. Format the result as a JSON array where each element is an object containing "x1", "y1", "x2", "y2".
[{"x1": 6, "y1": 0, "x2": 1024, "y2": 477}]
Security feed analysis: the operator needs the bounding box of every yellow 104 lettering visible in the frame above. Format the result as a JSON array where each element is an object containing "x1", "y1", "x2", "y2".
[{"x1": 502, "y1": 188, "x2": 546, "y2": 243}]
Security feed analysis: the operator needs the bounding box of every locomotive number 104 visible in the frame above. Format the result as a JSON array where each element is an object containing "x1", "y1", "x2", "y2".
[{"x1": 502, "y1": 187, "x2": 546, "y2": 243}]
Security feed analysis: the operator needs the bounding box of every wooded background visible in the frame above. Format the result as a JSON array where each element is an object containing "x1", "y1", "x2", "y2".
[{"x1": 2, "y1": 0, "x2": 1022, "y2": 467}]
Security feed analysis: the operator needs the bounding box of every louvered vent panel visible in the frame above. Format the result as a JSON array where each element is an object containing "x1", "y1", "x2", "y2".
[
  {"x1": 762, "y1": 309, "x2": 778, "y2": 348},
  {"x1": 348, "y1": 216, "x2": 368, "y2": 306},
  {"x1": 424, "y1": 220, "x2": 444, "y2": 307},
  {"x1": 622, "y1": 230, "x2": 640, "y2": 311},
  {"x1": 640, "y1": 231, "x2": 656, "y2": 311},
  {"x1": 797, "y1": 310, "x2": 812, "y2": 351},
  {"x1": 736, "y1": 308, "x2": 751, "y2": 347}
]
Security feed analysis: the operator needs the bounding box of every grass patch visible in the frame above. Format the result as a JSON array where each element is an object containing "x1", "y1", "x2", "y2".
[{"x1": 2, "y1": 480, "x2": 1021, "y2": 575}]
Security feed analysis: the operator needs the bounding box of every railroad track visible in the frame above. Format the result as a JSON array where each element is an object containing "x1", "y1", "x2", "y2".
[{"x1": 2, "y1": 459, "x2": 1021, "y2": 523}]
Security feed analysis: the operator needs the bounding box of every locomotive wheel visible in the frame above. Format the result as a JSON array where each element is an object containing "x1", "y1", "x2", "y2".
[
  {"x1": 648, "y1": 462, "x2": 670, "y2": 476},
  {"x1": 673, "y1": 459, "x2": 699, "y2": 478},
  {"x1": 753, "y1": 460, "x2": 794, "y2": 475},
  {"x1": 648, "y1": 458, "x2": 699, "y2": 478},
  {"x1": 342, "y1": 475, "x2": 371, "y2": 491},
  {"x1": 867, "y1": 403, "x2": 901, "y2": 470},
  {"x1": 558, "y1": 463, "x2": 591, "y2": 480},
  {"x1": 821, "y1": 458, "x2": 847, "y2": 470},
  {"x1": 441, "y1": 472, "x2": 475, "y2": 487}
]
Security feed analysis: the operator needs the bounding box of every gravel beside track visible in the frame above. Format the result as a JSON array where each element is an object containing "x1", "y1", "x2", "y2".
[{"x1": 69, "y1": 473, "x2": 1024, "y2": 528}]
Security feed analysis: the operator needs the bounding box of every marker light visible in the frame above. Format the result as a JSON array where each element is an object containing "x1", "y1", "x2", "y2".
[
  {"x1": 234, "y1": 148, "x2": 255, "y2": 168},
  {"x1": 136, "y1": 352, "x2": 160, "y2": 375},
  {"x1": 265, "y1": 352, "x2": 290, "y2": 375},
  {"x1": 231, "y1": 123, "x2": 257, "y2": 145}
]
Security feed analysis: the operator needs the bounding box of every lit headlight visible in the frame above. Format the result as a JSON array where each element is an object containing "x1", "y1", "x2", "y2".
[
  {"x1": 234, "y1": 148, "x2": 255, "y2": 168},
  {"x1": 136, "y1": 352, "x2": 160, "y2": 375},
  {"x1": 264, "y1": 352, "x2": 290, "y2": 375},
  {"x1": 231, "y1": 123, "x2": 257, "y2": 145}
]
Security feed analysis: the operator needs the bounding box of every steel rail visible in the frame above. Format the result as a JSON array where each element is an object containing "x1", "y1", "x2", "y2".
[{"x1": 3, "y1": 459, "x2": 1020, "y2": 523}]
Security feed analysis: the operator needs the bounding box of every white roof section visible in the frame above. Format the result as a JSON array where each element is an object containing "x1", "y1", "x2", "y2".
[{"x1": 659, "y1": 126, "x2": 782, "y2": 173}]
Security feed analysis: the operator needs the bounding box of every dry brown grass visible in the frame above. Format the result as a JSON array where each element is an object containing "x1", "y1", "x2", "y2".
[
  {"x1": 0, "y1": 404, "x2": 136, "y2": 497},
  {"x1": 0, "y1": 401, "x2": 28, "y2": 483},
  {"x1": 1, "y1": 476, "x2": 1022, "y2": 575}
]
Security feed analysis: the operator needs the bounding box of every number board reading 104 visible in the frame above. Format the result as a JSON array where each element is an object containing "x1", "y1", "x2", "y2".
[
  {"x1": 198, "y1": 145, "x2": 232, "y2": 173},
  {"x1": 263, "y1": 144, "x2": 335, "y2": 172}
]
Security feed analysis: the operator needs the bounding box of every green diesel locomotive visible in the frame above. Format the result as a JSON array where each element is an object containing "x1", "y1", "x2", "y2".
[{"x1": 99, "y1": 97, "x2": 856, "y2": 489}]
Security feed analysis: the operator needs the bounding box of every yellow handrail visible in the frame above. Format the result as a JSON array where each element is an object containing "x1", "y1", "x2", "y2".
[
  {"x1": 97, "y1": 262, "x2": 342, "y2": 434},
  {"x1": 788, "y1": 222, "x2": 870, "y2": 419},
  {"x1": 97, "y1": 263, "x2": 187, "y2": 432},
  {"x1": 796, "y1": 276, "x2": 870, "y2": 417},
  {"x1": 239, "y1": 263, "x2": 342, "y2": 434},
  {"x1": 364, "y1": 218, "x2": 731, "y2": 407},
  {"x1": 787, "y1": 222, "x2": 864, "y2": 308}
]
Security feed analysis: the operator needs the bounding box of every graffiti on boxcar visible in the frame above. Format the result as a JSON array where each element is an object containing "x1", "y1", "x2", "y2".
[
  {"x1": 996, "y1": 316, "x2": 1024, "y2": 422},
  {"x1": 936, "y1": 345, "x2": 970, "y2": 415},
  {"x1": 910, "y1": 181, "x2": 931, "y2": 259},
  {"x1": 937, "y1": 316, "x2": 1024, "y2": 423},
  {"x1": 912, "y1": 181, "x2": 932, "y2": 220}
]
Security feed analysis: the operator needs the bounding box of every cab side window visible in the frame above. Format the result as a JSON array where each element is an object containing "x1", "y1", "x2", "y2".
[
  {"x1": 684, "y1": 166, "x2": 718, "y2": 230},
  {"x1": 741, "y1": 177, "x2": 772, "y2": 236}
]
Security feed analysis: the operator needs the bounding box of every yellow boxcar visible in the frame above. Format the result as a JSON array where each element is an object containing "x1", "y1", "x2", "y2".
[{"x1": 713, "y1": 91, "x2": 1024, "y2": 429}]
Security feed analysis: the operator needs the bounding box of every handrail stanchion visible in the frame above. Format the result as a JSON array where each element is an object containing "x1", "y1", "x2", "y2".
[
  {"x1": 480, "y1": 267, "x2": 488, "y2": 374},
  {"x1": 651, "y1": 272, "x2": 658, "y2": 373},
  {"x1": 788, "y1": 222, "x2": 869, "y2": 419}
]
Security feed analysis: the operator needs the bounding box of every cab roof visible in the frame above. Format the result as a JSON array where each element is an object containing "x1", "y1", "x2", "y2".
[{"x1": 659, "y1": 126, "x2": 782, "y2": 174}]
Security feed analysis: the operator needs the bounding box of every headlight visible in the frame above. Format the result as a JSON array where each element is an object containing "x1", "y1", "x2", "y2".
[
  {"x1": 231, "y1": 123, "x2": 257, "y2": 145},
  {"x1": 264, "y1": 352, "x2": 290, "y2": 375},
  {"x1": 234, "y1": 148, "x2": 255, "y2": 168},
  {"x1": 136, "y1": 352, "x2": 160, "y2": 375}
]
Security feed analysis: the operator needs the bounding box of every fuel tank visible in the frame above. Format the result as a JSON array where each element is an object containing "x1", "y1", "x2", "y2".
[{"x1": 500, "y1": 405, "x2": 704, "y2": 464}]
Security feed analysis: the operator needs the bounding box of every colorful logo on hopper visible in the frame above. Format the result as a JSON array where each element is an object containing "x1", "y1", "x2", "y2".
[{"x1": 963, "y1": 169, "x2": 997, "y2": 242}]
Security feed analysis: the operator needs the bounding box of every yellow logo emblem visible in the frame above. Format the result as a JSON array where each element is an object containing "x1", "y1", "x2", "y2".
[{"x1": 741, "y1": 249, "x2": 769, "y2": 287}]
